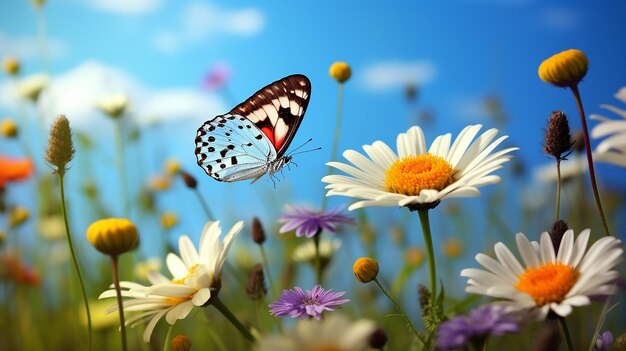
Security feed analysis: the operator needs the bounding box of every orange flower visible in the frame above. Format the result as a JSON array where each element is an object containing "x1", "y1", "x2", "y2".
[{"x1": 0, "y1": 156, "x2": 34, "y2": 188}]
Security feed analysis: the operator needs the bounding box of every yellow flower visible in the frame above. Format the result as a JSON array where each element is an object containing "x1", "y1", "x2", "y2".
[
  {"x1": 171, "y1": 335, "x2": 192, "y2": 351},
  {"x1": 17, "y1": 74, "x2": 49, "y2": 102},
  {"x1": 160, "y1": 212, "x2": 179, "y2": 230},
  {"x1": 1, "y1": 119, "x2": 18, "y2": 138},
  {"x1": 353, "y1": 257, "x2": 379, "y2": 283},
  {"x1": 164, "y1": 159, "x2": 181, "y2": 175},
  {"x1": 32, "y1": 0, "x2": 46, "y2": 7},
  {"x1": 3, "y1": 57, "x2": 20, "y2": 76},
  {"x1": 149, "y1": 174, "x2": 171, "y2": 191},
  {"x1": 8, "y1": 206, "x2": 30, "y2": 228},
  {"x1": 38, "y1": 215, "x2": 66, "y2": 240},
  {"x1": 538, "y1": 49, "x2": 588, "y2": 88},
  {"x1": 86, "y1": 218, "x2": 139, "y2": 256},
  {"x1": 329, "y1": 61, "x2": 351, "y2": 83},
  {"x1": 404, "y1": 247, "x2": 425, "y2": 268},
  {"x1": 442, "y1": 238, "x2": 463, "y2": 258}
]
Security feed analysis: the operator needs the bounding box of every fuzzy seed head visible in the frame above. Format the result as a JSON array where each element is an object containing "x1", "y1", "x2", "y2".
[
  {"x1": 246, "y1": 263, "x2": 267, "y2": 301},
  {"x1": 550, "y1": 220, "x2": 569, "y2": 255},
  {"x1": 251, "y1": 217, "x2": 266, "y2": 245},
  {"x1": 543, "y1": 111, "x2": 573, "y2": 160},
  {"x1": 45, "y1": 115, "x2": 75, "y2": 175}
]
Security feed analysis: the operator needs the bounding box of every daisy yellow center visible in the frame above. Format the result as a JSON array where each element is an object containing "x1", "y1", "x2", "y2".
[
  {"x1": 172, "y1": 264, "x2": 199, "y2": 285},
  {"x1": 306, "y1": 346, "x2": 343, "y2": 351},
  {"x1": 384, "y1": 154, "x2": 455, "y2": 196},
  {"x1": 515, "y1": 262, "x2": 578, "y2": 306},
  {"x1": 163, "y1": 293, "x2": 194, "y2": 306}
]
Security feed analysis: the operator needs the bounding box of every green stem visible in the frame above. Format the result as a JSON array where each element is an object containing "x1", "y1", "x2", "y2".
[
  {"x1": 259, "y1": 246, "x2": 277, "y2": 297},
  {"x1": 373, "y1": 278, "x2": 425, "y2": 345},
  {"x1": 418, "y1": 209, "x2": 437, "y2": 305},
  {"x1": 58, "y1": 173, "x2": 92, "y2": 351},
  {"x1": 212, "y1": 297, "x2": 255, "y2": 342},
  {"x1": 114, "y1": 118, "x2": 130, "y2": 218},
  {"x1": 111, "y1": 256, "x2": 128, "y2": 351},
  {"x1": 313, "y1": 230, "x2": 323, "y2": 285},
  {"x1": 162, "y1": 324, "x2": 174, "y2": 351},
  {"x1": 321, "y1": 83, "x2": 345, "y2": 211},
  {"x1": 569, "y1": 85, "x2": 611, "y2": 236},
  {"x1": 556, "y1": 159, "x2": 562, "y2": 222},
  {"x1": 559, "y1": 317, "x2": 574, "y2": 351},
  {"x1": 194, "y1": 188, "x2": 214, "y2": 220}
]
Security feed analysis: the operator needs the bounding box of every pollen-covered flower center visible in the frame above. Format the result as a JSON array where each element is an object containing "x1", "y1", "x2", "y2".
[
  {"x1": 384, "y1": 154, "x2": 455, "y2": 196},
  {"x1": 515, "y1": 262, "x2": 578, "y2": 306},
  {"x1": 302, "y1": 298, "x2": 320, "y2": 305}
]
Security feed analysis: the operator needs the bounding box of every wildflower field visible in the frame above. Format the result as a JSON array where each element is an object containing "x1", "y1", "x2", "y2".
[{"x1": 1, "y1": 1, "x2": 626, "y2": 351}]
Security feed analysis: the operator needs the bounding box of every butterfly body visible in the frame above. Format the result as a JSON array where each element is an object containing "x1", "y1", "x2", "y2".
[{"x1": 195, "y1": 74, "x2": 310, "y2": 183}]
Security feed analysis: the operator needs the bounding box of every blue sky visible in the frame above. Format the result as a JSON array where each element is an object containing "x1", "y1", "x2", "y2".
[{"x1": 2, "y1": 0, "x2": 626, "y2": 260}]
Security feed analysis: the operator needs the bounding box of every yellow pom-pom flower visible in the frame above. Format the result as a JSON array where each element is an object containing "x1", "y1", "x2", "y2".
[
  {"x1": 538, "y1": 49, "x2": 588, "y2": 88},
  {"x1": 164, "y1": 159, "x2": 181, "y2": 175},
  {"x1": 86, "y1": 218, "x2": 139, "y2": 256},
  {"x1": 329, "y1": 61, "x2": 351, "y2": 83},
  {"x1": 160, "y1": 212, "x2": 179, "y2": 230},
  {"x1": 3, "y1": 57, "x2": 20, "y2": 76},
  {"x1": 1, "y1": 119, "x2": 18, "y2": 138},
  {"x1": 353, "y1": 257, "x2": 379, "y2": 283}
]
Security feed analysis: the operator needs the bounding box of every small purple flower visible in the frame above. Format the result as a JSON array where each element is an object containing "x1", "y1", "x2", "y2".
[
  {"x1": 269, "y1": 285, "x2": 349, "y2": 320},
  {"x1": 594, "y1": 331, "x2": 614, "y2": 351},
  {"x1": 436, "y1": 305, "x2": 520, "y2": 350},
  {"x1": 278, "y1": 205, "x2": 354, "y2": 238}
]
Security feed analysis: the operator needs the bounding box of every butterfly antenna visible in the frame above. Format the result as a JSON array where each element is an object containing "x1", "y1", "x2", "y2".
[{"x1": 288, "y1": 138, "x2": 321, "y2": 156}]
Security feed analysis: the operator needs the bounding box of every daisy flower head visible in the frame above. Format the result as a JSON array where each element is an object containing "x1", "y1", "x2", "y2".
[
  {"x1": 322, "y1": 124, "x2": 517, "y2": 211},
  {"x1": 461, "y1": 229, "x2": 623, "y2": 319},
  {"x1": 278, "y1": 205, "x2": 354, "y2": 238},
  {"x1": 99, "y1": 220, "x2": 243, "y2": 342},
  {"x1": 590, "y1": 87, "x2": 626, "y2": 168},
  {"x1": 436, "y1": 305, "x2": 520, "y2": 350},
  {"x1": 269, "y1": 285, "x2": 349, "y2": 320},
  {"x1": 255, "y1": 313, "x2": 375, "y2": 351}
]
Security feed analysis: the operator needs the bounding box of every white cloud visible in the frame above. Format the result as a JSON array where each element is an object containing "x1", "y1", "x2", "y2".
[
  {"x1": 0, "y1": 60, "x2": 226, "y2": 129},
  {"x1": 0, "y1": 32, "x2": 68, "y2": 61},
  {"x1": 152, "y1": 3, "x2": 265, "y2": 54},
  {"x1": 360, "y1": 60, "x2": 436, "y2": 92},
  {"x1": 89, "y1": 0, "x2": 162, "y2": 15}
]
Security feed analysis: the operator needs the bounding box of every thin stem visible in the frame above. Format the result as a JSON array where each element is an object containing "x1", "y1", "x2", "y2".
[
  {"x1": 194, "y1": 188, "x2": 214, "y2": 220},
  {"x1": 58, "y1": 173, "x2": 92, "y2": 351},
  {"x1": 162, "y1": 324, "x2": 174, "y2": 351},
  {"x1": 559, "y1": 317, "x2": 574, "y2": 351},
  {"x1": 111, "y1": 255, "x2": 128, "y2": 351},
  {"x1": 211, "y1": 297, "x2": 255, "y2": 342},
  {"x1": 321, "y1": 83, "x2": 345, "y2": 211},
  {"x1": 114, "y1": 118, "x2": 130, "y2": 218},
  {"x1": 569, "y1": 85, "x2": 611, "y2": 236},
  {"x1": 373, "y1": 278, "x2": 425, "y2": 345},
  {"x1": 556, "y1": 159, "x2": 562, "y2": 222},
  {"x1": 259, "y1": 246, "x2": 277, "y2": 296},
  {"x1": 36, "y1": 7, "x2": 49, "y2": 74},
  {"x1": 313, "y1": 230, "x2": 323, "y2": 285},
  {"x1": 418, "y1": 209, "x2": 437, "y2": 304}
]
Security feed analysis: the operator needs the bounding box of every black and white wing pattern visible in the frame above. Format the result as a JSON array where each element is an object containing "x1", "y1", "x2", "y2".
[{"x1": 195, "y1": 74, "x2": 311, "y2": 183}]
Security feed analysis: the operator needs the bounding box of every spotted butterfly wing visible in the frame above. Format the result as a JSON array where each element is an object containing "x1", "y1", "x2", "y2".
[{"x1": 195, "y1": 74, "x2": 311, "y2": 183}]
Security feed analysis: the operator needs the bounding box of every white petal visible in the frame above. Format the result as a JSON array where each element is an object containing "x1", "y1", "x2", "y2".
[
  {"x1": 556, "y1": 230, "x2": 574, "y2": 264},
  {"x1": 539, "y1": 232, "x2": 556, "y2": 263},
  {"x1": 178, "y1": 235, "x2": 199, "y2": 267},
  {"x1": 516, "y1": 233, "x2": 540, "y2": 268},
  {"x1": 550, "y1": 302, "x2": 572, "y2": 317},
  {"x1": 143, "y1": 310, "x2": 167, "y2": 343},
  {"x1": 494, "y1": 242, "x2": 524, "y2": 276},
  {"x1": 166, "y1": 254, "x2": 188, "y2": 278},
  {"x1": 192, "y1": 288, "x2": 211, "y2": 306}
]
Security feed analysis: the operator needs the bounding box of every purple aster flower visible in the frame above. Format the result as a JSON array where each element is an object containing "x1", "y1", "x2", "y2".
[
  {"x1": 436, "y1": 305, "x2": 520, "y2": 350},
  {"x1": 278, "y1": 205, "x2": 354, "y2": 238},
  {"x1": 269, "y1": 285, "x2": 349, "y2": 320},
  {"x1": 594, "y1": 331, "x2": 614, "y2": 351}
]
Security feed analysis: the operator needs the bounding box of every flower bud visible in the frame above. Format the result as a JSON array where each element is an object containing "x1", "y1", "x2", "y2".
[
  {"x1": 538, "y1": 49, "x2": 588, "y2": 88},
  {"x1": 543, "y1": 111, "x2": 573, "y2": 160},
  {"x1": 329, "y1": 62, "x2": 351, "y2": 83},
  {"x1": 251, "y1": 217, "x2": 266, "y2": 245},
  {"x1": 160, "y1": 212, "x2": 178, "y2": 230},
  {"x1": 86, "y1": 218, "x2": 139, "y2": 256},
  {"x1": 549, "y1": 220, "x2": 569, "y2": 255},
  {"x1": 3, "y1": 57, "x2": 20, "y2": 76},
  {"x1": 353, "y1": 257, "x2": 379, "y2": 283},
  {"x1": 0, "y1": 119, "x2": 18, "y2": 138},
  {"x1": 8, "y1": 206, "x2": 30, "y2": 228},
  {"x1": 171, "y1": 335, "x2": 192, "y2": 351},
  {"x1": 164, "y1": 159, "x2": 181, "y2": 175},
  {"x1": 45, "y1": 115, "x2": 75, "y2": 176},
  {"x1": 442, "y1": 238, "x2": 463, "y2": 258},
  {"x1": 246, "y1": 263, "x2": 267, "y2": 301},
  {"x1": 179, "y1": 170, "x2": 197, "y2": 189}
]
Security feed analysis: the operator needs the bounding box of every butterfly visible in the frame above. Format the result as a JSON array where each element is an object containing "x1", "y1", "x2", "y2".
[{"x1": 195, "y1": 74, "x2": 311, "y2": 183}]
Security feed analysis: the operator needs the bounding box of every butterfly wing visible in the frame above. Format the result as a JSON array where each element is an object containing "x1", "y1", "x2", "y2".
[
  {"x1": 195, "y1": 114, "x2": 276, "y2": 182},
  {"x1": 229, "y1": 74, "x2": 311, "y2": 157}
]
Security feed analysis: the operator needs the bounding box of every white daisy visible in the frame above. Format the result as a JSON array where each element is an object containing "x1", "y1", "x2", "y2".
[
  {"x1": 461, "y1": 229, "x2": 623, "y2": 319},
  {"x1": 292, "y1": 237, "x2": 341, "y2": 263},
  {"x1": 322, "y1": 124, "x2": 517, "y2": 210},
  {"x1": 254, "y1": 314, "x2": 376, "y2": 351},
  {"x1": 17, "y1": 73, "x2": 49, "y2": 101},
  {"x1": 99, "y1": 220, "x2": 243, "y2": 342},
  {"x1": 96, "y1": 93, "x2": 129, "y2": 118},
  {"x1": 590, "y1": 87, "x2": 626, "y2": 168}
]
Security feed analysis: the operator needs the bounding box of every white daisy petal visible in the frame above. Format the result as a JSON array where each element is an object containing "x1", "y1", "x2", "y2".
[
  {"x1": 539, "y1": 232, "x2": 556, "y2": 263},
  {"x1": 178, "y1": 235, "x2": 199, "y2": 267},
  {"x1": 516, "y1": 233, "x2": 540, "y2": 268},
  {"x1": 592, "y1": 90, "x2": 626, "y2": 167}
]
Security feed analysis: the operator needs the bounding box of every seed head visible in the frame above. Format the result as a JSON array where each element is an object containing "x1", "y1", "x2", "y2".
[
  {"x1": 543, "y1": 111, "x2": 573, "y2": 160},
  {"x1": 45, "y1": 115, "x2": 75, "y2": 176}
]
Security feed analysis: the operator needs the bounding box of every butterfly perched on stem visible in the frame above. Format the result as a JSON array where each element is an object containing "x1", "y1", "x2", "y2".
[{"x1": 195, "y1": 74, "x2": 311, "y2": 183}]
